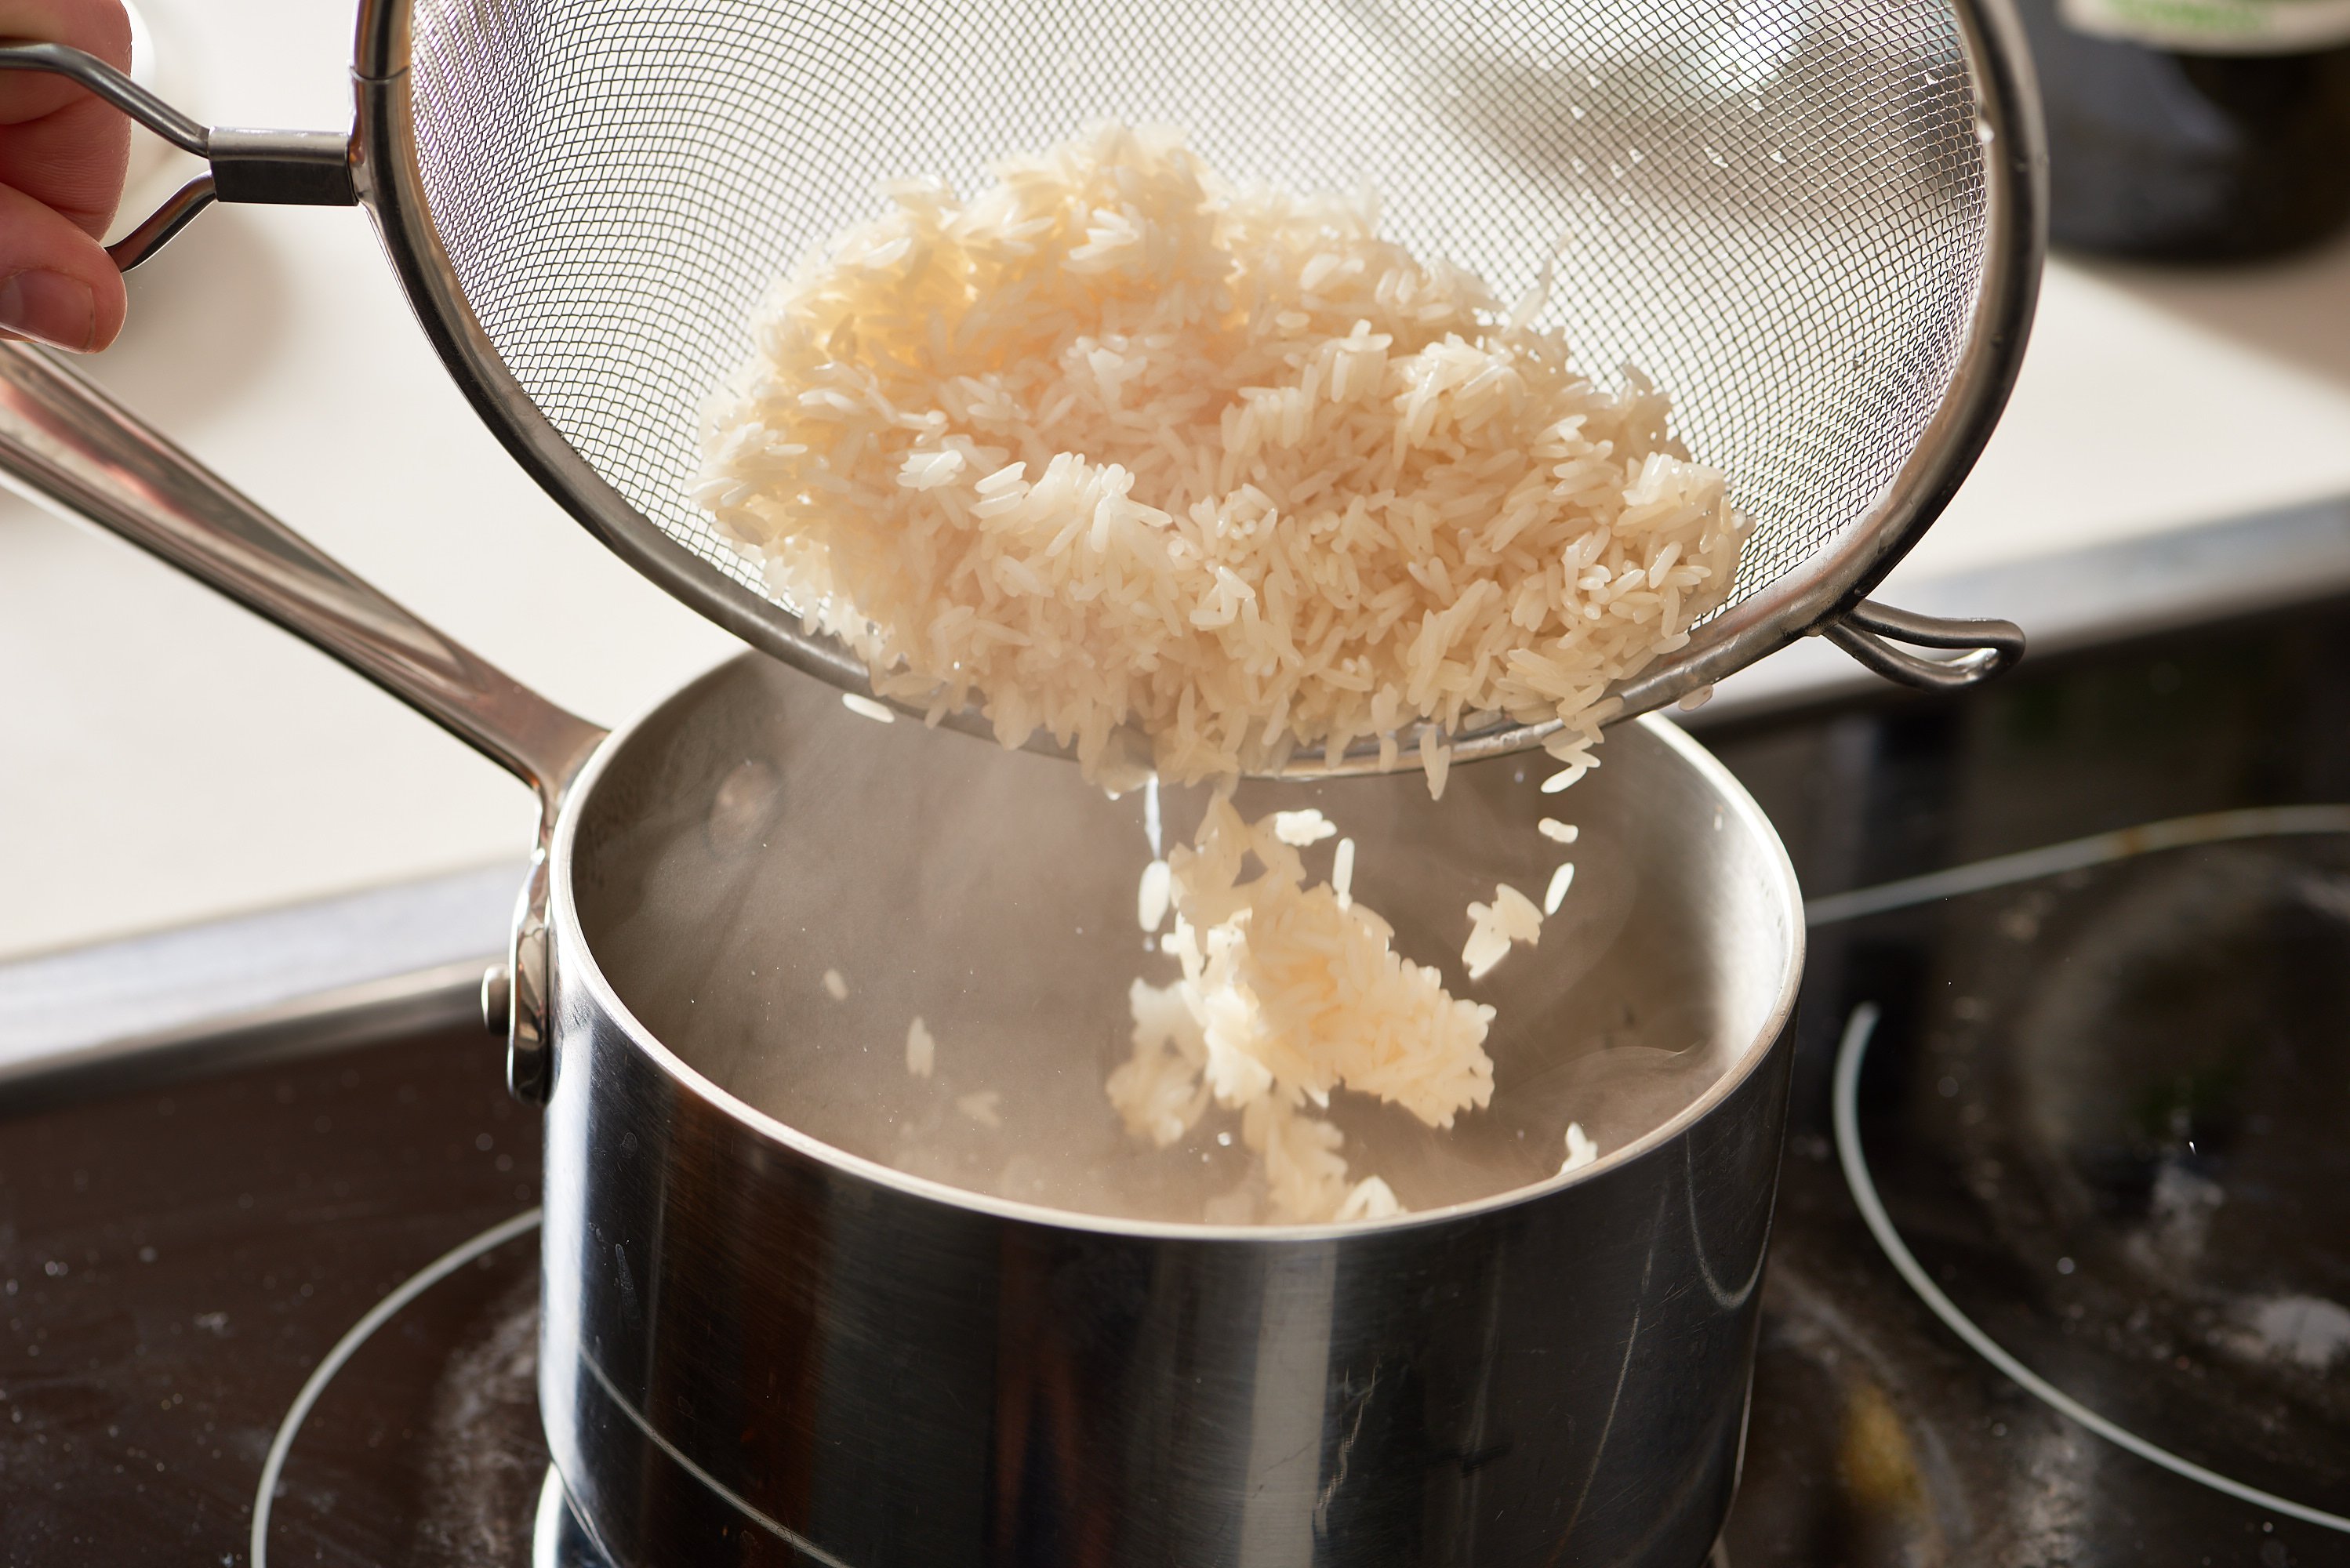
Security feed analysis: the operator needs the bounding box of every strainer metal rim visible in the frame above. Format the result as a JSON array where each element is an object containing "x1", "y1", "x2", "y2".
[{"x1": 348, "y1": 0, "x2": 2044, "y2": 775}]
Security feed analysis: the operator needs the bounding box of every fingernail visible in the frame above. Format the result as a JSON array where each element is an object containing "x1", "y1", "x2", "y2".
[{"x1": 0, "y1": 271, "x2": 96, "y2": 351}]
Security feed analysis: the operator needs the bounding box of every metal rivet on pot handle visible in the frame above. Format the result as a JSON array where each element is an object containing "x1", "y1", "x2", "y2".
[
  {"x1": 481, "y1": 909, "x2": 554, "y2": 1104},
  {"x1": 504, "y1": 871, "x2": 557, "y2": 1105},
  {"x1": 0, "y1": 40, "x2": 356, "y2": 270},
  {"x1": 1824, "y1": 599, "x2": 2027, "y2": 691},
  {"x1": 479, "y1": 963, "x2": 510, "y2": 1037}
]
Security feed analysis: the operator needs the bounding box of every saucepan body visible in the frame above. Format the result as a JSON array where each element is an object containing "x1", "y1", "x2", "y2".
[{"x1": 536, "y1": 655, "x2": 1804, "y2": 1568}]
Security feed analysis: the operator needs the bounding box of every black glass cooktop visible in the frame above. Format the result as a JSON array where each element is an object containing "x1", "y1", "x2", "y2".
[{"x1": 5, "y1": 593, "x2": 2350, "y2": 1566}]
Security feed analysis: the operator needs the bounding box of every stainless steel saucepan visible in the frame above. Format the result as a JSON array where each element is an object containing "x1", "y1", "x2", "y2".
[{"x1": 0, "y1": 341, "x2": 1803, "y2": 1566}]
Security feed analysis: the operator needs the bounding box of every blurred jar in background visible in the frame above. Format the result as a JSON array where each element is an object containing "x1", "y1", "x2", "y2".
[{"x1": 2016, "y1": 0, "x2": 2350, "y2": 261}]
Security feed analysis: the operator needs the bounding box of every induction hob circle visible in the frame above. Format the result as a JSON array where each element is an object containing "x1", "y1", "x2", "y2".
[{"x1": 1821, "y1": 808, "x2": 2350, "y2": 1541}]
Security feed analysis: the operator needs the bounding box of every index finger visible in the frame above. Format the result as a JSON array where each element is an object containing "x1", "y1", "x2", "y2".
[
  {"x1": 0, "y1": 0, "x2": 131, "y2": 238},
  {"x1": 0, "y1": 0, "x2": 133, "y2": 125}
]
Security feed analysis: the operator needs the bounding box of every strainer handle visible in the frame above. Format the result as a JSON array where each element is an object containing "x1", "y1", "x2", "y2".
[
  {"x1": 0, "y1": 41, "x2": 354, "y2": 270},
  {"x1": 1825, "y1": 600, "x2": 2026, "y2": 690},
  {"x1": 0, "y1": 340, "x2": 606, "y2": 810}
]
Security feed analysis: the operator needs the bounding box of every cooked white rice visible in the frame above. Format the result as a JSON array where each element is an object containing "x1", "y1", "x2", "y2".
[
  {"x1": 1105, "y1": 800, "x2": 1495, "y2": 1220},
  {"x1": 1269, "y1": 808, "x2": 1336, "y2": 846},
  {"x1": 697, "y1": 122, "x2": 1747, "y2": 787},
  {"x1": 1462, "y1": 883, "x2": 1544, "y2": 982},
  {"x1": 1135, "y1": 858, "x2": 1173, "y2": 932},
  {"x1": 1335, "y1": 1174, "x2": 1402, "y2": 1221}
]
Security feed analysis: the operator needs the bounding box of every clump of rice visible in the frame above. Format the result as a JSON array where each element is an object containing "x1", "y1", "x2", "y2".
[
  {"x1": 1462, "y1": 884, "x2": 1544, "y2": 982},
  {"x1": 697, "y1": 122, "x2": 1747, "y2": 788},
  {"x1": 1105, "y1": 799, "x2": 1492, "y2": 1221}
]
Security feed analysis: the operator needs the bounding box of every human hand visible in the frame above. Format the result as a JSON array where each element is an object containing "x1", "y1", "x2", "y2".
[{"x1": 0, "y1": 0, "x2": 130, "y2": 350}]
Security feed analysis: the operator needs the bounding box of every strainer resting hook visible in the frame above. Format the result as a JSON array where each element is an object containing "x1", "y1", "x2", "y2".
[{"x1": 0, "y1": 0, "x2": 2043, "y2": 775}]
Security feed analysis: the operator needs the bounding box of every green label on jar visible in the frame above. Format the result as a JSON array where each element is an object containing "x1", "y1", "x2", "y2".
[{"x1": 2061, "y1": 0, "x2": 2350, "y2": 51}]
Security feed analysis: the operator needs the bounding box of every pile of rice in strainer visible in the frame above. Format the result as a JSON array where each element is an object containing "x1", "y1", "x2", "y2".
[{"x1": 697, "y1": 122, "x2": 1747, "y2": 790}]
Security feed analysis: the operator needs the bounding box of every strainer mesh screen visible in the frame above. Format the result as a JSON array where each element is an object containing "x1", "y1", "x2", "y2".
[{"x1": 403, "y1": 0, "x2": 1985, "y2": 627}]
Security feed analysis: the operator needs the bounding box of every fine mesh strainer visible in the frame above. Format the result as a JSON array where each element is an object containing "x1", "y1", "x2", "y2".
[{"x1": 2, "y1": 0, "x2": 2040, "y2": 775}]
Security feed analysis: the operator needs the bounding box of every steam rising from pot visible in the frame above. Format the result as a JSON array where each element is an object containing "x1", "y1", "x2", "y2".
[{"x1": 573, "y1": 660, "x2": 1741, "y2": 1224}]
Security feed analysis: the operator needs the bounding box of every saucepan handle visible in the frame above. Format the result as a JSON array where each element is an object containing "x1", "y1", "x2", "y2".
[
  {"x1": 0, "y1": 41, "x2": 355, "y2": 270},
  {"x1": 0, "y1": 342, "x2": 607, "y2": 811},
  {"x1": 0, "y1": 341, "x2": 600, "y2": 1097}
]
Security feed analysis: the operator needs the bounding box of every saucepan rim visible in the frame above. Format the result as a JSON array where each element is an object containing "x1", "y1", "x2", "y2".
[{"x1": 547, "y1": 659, "x2": 1806, "y2": 1242}]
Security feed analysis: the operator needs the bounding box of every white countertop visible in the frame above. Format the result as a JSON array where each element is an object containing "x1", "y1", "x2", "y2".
[{"x1": 7, "y1": 0, "x2": 2350, "y2": 962}]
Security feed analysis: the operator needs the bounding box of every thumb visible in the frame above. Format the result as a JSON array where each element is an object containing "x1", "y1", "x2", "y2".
[{"x1": 0, "y1": 176, "x2": 125, "y2": 350}]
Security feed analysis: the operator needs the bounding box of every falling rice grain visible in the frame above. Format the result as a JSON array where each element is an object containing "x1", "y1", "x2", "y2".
[
  {"x1": 1462, "y1": 884, "x2": 1544, "y2": 982},
  {"x1": 1543, "y1": 862, "x2": 1576, "y2": 915},
  {"x1": 1270, "y1": 808, "x2": 1337, "y2": 846},
  {"x1": 1137, "y1": 858, "x2": 1173, "y2": 931},
  {"x1": 1335, "y1": 1176, "x2": 1402, "y2": 1221},
  {"x1": 1420, "y1": 731, "x2": 1452, "y2": 800}
]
